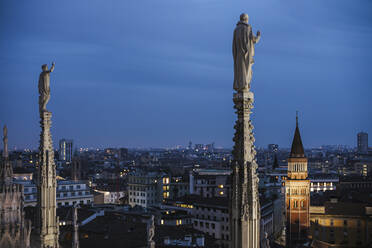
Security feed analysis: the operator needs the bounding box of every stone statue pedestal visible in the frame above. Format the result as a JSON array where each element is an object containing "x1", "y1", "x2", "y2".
[
  {"x1": 37, "y1": 110, "x2": 59, "y2": 248},
  {"x1": 230, "y1": 88, "x2": 260, "y2": 248},
  {"x1": 148, "y1": 241, "x2": 155, "y2": 248},
  {"x1": 233, "y1": 90, "x2": 254, "y2": 101}
]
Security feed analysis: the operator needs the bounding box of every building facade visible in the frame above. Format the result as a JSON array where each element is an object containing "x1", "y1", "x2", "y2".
[
  {"x1": 309, "y1": 199, "x2": 372, "y2": 247},
  {"x1": 189, "y1": 169, "x2": 230, "y2": 198},
  {"x1": 18, "y1": 180, "x2": 93, "y2": 207},
  {"x1": 357, "y1": 132, "x2": 368, "y2": 154},
  {"x1": 127, "y1": 171, "x2": 170, "y2": 208},
  {"x1": 59, "y1": 138, "x2": 73, "y2": 162}
]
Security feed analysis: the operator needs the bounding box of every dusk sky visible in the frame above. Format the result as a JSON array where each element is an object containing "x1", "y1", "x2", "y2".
[{"x1": 1, "y1": 0, "x2": 371, "y2": 149}]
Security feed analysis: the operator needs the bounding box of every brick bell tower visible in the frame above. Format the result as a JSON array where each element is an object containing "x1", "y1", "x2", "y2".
[{"x1": 285, "y1": 113, "x2": 310, "y2": 246}]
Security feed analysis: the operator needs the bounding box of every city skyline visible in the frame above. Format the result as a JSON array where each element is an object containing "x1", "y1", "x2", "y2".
[{"x1": 1, "y1": 0, "x2": 371, "y2": 149}]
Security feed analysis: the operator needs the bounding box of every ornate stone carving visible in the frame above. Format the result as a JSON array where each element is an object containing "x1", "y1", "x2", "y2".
[
  {"x1": 0, "y1": 126, "x2": 31, "y2": 248},
  {"x1": 230, "y1": 14, "x2": 261, "y2": 248},
  {"x1": 36, "y1": 64, "x2": 59, "y2": 248}
]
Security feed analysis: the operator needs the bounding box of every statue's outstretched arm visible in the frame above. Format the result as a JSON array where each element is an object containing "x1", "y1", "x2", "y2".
[
  {"x1": 49, "y1": 62, "x2": 55, "y2": 73},
  {"x1": 253, "y1": 31, "x2": 261, "y2": 44}
]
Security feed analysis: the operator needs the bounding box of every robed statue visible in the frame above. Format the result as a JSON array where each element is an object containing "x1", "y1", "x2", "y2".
[
  {"x1": 233, "y1": 13, "x2": 261, "y2": 91},
  {"x1": 147, "y1": 215, "x2": 155, "y2": 245},
  {"x1": 38, "y1": 62, "x2": 55, "y2": 113}
]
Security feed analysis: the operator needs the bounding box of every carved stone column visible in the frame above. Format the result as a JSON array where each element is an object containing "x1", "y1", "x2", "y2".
[
  {"x1": 36, "y1": 111, "x2": 59, "y2": 248},
  {"x1": 230, "y1": 90, "x2": 260, "y2": 248}
]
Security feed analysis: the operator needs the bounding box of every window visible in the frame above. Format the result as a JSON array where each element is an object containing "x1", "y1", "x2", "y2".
[{"x1": 211, "y1": 223, "x2": 215, "y2": 229}]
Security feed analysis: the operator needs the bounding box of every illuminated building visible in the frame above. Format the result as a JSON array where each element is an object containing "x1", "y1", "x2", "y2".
[
  {"x1": 18, "y1": 180, "x2": 93, "y2": 207},
  {"x1": 127, "y1": 170, "x2": 170, "y2": 208},
  {"x1": 189, "y1": 169, "x2": 230, "y2": 198},
  {"x1": 285, "y1": 115, "x2": 310, "y2": 246},
  {"x1": 309, "y1": 195, "x2": 372, "y2": 247},
  {"x1": 59, "y1": 138, "x2": 73, "y2": 162}
]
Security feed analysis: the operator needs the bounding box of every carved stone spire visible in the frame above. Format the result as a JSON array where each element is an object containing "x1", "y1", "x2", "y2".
[
  {"x1": 36, "y1": 64, "x2": 59, "y2": 248},
  {"x1": 0, "y1": 125, "x2": 12, "y2": 185},
  {"x1": 0, "y1": 126, "x2": 32, "y2": 248},
  {"x1": 72, "y1": 205, "x2": 80, "y2": 248},
  {"x1": 230, "y1": 15, "x2": 261, "y2": 248}
]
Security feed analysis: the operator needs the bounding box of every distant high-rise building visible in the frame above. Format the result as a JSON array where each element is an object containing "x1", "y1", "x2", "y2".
[
  {"x1": 206, "y1": 142, "x2": 215, "y2": 152},
  {"x1": 194, "y1": 144, "x2": 204, "y2": 151},
  {"x1": 357, "y1": 132, "x2": 368, "y2": 154},
  {"x1": 188, "y1": 141, "x2": 192, "y2": 150},
  {"x1": 118, "y1": 148, "x2": 128, "y2": 160},
  {"x1": 59, "y1": 139, "x2": 73, "y2": 162}
]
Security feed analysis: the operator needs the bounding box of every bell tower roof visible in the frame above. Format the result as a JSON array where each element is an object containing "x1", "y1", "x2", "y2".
[{"x1": 289, "y1": 112, "x2": 305, "y2": 158}]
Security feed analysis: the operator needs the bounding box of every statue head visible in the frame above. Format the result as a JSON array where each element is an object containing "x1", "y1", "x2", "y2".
[
  {"x1": 42, "y1": 64, "x2": 48, "y2": 71},
  {"x1": 240, "y1": 13, "x2": 249, "y2": 23}
]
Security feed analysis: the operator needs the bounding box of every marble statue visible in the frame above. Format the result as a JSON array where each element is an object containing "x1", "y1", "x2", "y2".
[
  {"x1": 232, "y1": 13, "x2": 261, "y2": 91},
  {"x1": 147, "y1": 215, "x2": 155, "y2": 243},
  {"x1": 263, "y1": 232, "x2": 270, "y2": 248},
  {"x1": 38, "y1": 62, "x2": 55, "y2": 113}
]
